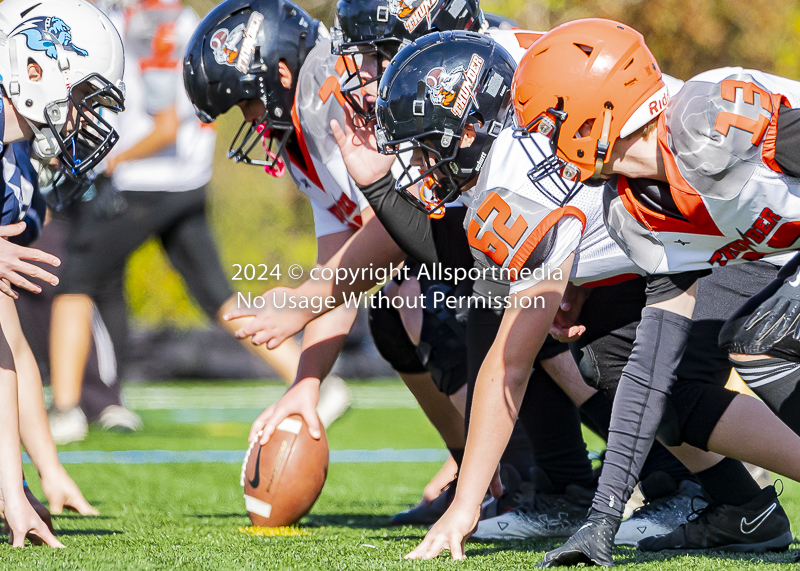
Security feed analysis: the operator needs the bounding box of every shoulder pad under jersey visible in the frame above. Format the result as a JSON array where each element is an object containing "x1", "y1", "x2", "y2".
[
  {"x1": 664, "y1": 69, "x2": 787, "y2": 200},
  {"x1": 466, "y1": 129, "x2": 584, "y2": 281},
  {"x1": 295, "y1": 38, "x2": 348, "y2": 166}
]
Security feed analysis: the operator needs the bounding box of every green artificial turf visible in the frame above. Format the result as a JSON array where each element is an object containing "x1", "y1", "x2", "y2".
[{"x1": 3, "y1": 381, "x2": 799, "y2": 569}]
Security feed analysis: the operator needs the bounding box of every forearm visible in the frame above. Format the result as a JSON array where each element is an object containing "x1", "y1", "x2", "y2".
[
  {"x1": 592, "y1": 282, "x2": 696, "y2": 518},
  {"x1": 0, "y1": 296, "x2": 60, "y2": 474},
  {"x1": 0, "y1": 369, "x2": 24, "y2": 503},
  {"x1": 293, "y1": 304, "x2": 358, "y2": 386},
  {"x1": 16, "y1": 344, "x2": 60, "y2": 476},
  {"x1": 359, "y1": 174, "x2": 474, "y2": 271},
  {"x1": 358, "y1": 174, "x2": 438, "y2": 265},
  {"x1": 454, "y1": 350, "x2": 532, "y2": 509}
]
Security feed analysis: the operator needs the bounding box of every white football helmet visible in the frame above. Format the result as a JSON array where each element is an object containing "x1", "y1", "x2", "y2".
[{"x1": 0, "y1": 0, "x2": 125, "y2": 174}]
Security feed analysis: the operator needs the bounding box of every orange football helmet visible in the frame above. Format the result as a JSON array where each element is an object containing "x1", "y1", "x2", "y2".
[{"x1": 512, "y1": 18, "x2": 667, "y2": 183}]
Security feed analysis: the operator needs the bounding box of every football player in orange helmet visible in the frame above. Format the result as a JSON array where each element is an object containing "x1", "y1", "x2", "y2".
[{"x1": 507, "y1": 18, "x2": 800, "y2": 566}]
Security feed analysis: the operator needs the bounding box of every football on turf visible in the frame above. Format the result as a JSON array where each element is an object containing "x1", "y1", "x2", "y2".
[{"x1": 240, "y1": 415, "x2": 329, "y2": 527}]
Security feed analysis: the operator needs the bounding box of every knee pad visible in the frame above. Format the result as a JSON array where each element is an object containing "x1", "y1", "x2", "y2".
[
  {"x1": 572, "y1": 344, "x2": 602, "y2": 390},
  {"x1": 368, "y1": 291, "x2": 426, "y2": 375},
  {"x1": 417, "y1": 282, "x2": 469, "y2": 395},
  {"x1": 661, "y1": 380, "x2": 736, "y2": 450},
  {"x1": 570, "y1": 340, "x2": 624, "y2": 395},
  {"x1": 655, "y1": 399, "x2": 682, "y2": 447}
]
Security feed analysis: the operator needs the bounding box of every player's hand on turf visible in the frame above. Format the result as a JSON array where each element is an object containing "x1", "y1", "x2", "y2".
[
  {"x1": 550, "y1": 284, "x2": 590, "y2": 342},
  {"x1": 249, "y1": 378, "x2": 322, "y2": 445},
  {"x1": 40, "y1": 467, "x2": 99, "y2": 516},
  {"x1": 3, "y1": 492, "x2": 64, "y2": 548},
  {"x1": 224, "y1": 286, "x2": 310, "y2": 349},
  {"x1": 405, "y1": 503, "x2": 480, "y2": 560},
  {"x1": 330, "y1": 105, "x2": 394, "y2": 187},
  {"x1": 0, "y1": 222, "x2": 60, "y2": 298}
]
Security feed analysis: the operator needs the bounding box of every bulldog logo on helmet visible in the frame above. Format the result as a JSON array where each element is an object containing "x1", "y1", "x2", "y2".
[
  {"x1": 210, "y1": 24, "x2": 245, "y2": 66},
  {"x1": 209, "y1": 11, "x2": 263, "y2": 72},
  {"x1": 11, "y1": 16, "x2": 89, "y2": 59},
  {"x1": 388, "y1": 0, "x2": 438, "y2": 32},
  {"x1": 425, "y1": 53, "x2": 484, "y2": 117}
]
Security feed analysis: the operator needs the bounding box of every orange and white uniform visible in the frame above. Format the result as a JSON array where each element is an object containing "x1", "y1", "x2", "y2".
[
  {"x1": 289, "y1": 36, "x2": 371, "y2": 237},
  {"x1": 462, "y1": 128, "x2": 643, "y2": 294},
  {"x1": 605, "y1": 67, "x2": 800, "y2": 274}
]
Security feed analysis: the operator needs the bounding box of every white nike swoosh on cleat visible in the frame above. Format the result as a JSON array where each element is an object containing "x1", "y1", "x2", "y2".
[{"x1": 740, "y1": 503, "x2": 777, "y2": 534}]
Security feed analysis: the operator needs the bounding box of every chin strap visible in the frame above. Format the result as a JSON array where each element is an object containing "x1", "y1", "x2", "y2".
[
  {"x1": 593, "y1": 105, "x2": 613, "y2": 178},
  {"x1": 26, "y1": 119, "x2": 60, "y2": 162}
]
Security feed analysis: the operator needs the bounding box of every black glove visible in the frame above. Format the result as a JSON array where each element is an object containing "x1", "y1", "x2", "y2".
[
  {"x1": 743, "y1": 266, "x2": 800, "y2": 351},
  {"x1": 537, "y1": 509, "x2": 620, "y2": 568}
]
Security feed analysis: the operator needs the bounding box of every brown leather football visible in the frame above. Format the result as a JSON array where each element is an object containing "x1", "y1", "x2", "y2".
[{"x1": 240, "y1": 415, "x2": 329, "y2": 527}]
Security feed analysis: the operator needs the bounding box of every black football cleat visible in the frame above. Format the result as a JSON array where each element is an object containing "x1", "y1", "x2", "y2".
[
  {"x1": 637, "y1": 484, "x2": 793, "y2": 553},
  {"x1": 537, "y1": 509, "x2": 620, "y2": 567}
]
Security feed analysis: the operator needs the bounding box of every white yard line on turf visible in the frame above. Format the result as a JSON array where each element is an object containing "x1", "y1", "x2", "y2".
[
  {"x1": 22, "y1": 448, "x2": 449, "y2": 464},
  {"x1": 43, "y1": 384, "x2": 419, "y2": 410}
]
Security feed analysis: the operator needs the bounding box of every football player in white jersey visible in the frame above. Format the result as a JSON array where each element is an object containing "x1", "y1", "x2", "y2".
[
  {"x1": 0, "y1": 0, "x2": 126, "y2": 547},
  {"x1": 330, "y1": 0, "x2": 565, "y2": 524},
  {"x1": 496, "y1": 18, "x2": 800, "y2": 566},
  {"x1": 315, "y1": 29, "x2": 800, "y2": 562}
]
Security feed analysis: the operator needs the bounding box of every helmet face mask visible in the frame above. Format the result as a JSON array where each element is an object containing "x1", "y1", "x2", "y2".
[
  {"x1": 521, "y1": 100, "x2": 587, "y2": 188},
  {"x1": 44, "y1": 73, "x2": 125, "y2": 176},
  {"x1": 512, "y1": 127, "x2": 583, "y2": 207},
  {"x1": 228, "y1": 106, "x2": 292, "y2": 176},
  {"x1": 376, "y1": 110, "x2": 474, "y2": 217},
  {"x1": 332, "y1": 33, "x2": 398, "y2": 122}
]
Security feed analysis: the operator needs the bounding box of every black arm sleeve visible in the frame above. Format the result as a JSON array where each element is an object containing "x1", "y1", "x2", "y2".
[
  {"x1": 775, "y1": 105, "x2": 800, "y2": 177},
  {"x1": 358, "y1": 174, "x2": 474, "y2": 272}
]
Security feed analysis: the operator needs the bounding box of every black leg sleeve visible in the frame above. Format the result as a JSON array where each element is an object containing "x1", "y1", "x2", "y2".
[
  {"x1": 519, "y1": 366, "x2": 594, "y2": 492},
  {"x1": 592, "y1": 307, "x2": 692, "y2": 518}
]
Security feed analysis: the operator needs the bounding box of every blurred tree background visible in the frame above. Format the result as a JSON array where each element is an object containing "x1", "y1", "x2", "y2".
[{"x1": 126, "y1": 0, "x2": 800, "y2": 330}]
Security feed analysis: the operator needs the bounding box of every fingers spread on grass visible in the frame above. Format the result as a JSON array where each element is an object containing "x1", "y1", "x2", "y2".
[{"x1": 405, "y1": 534, "x2": 445, "y2": 560}]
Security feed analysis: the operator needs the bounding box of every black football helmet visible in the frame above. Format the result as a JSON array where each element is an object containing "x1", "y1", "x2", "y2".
[
  {"x1": 375, "y1": 31, "x2": 515, "y2": 216},
  {"x1": 332, "y1": 0, "x2": 485, "y2": 120},
  {"x1": 183, "y1": 0, "x2": 319, "y2": 173}
]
